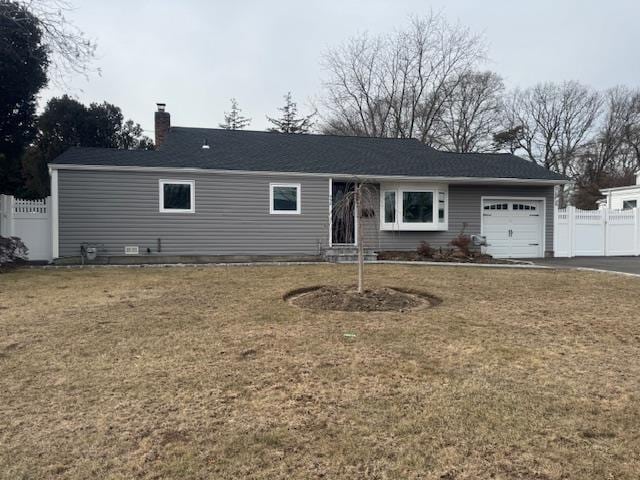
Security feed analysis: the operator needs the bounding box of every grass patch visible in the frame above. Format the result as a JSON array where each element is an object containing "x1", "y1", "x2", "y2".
[{"x1": 0, "y1": 264, "x2": 639, "y2": 479}]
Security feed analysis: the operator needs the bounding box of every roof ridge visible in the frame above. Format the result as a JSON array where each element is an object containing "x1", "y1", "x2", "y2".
[
  {"x1": 66, "y1": 146, "x2": 158, "y2": 153},
  {"x1": 168, "y1": 126, "x2": 426, "y2": 143},
  {"x1": 438, "y1": 150, "x2": 517, "y2": 157}
]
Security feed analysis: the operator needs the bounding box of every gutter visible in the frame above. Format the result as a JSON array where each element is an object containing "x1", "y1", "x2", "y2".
[{"x1": 48, "y1": 163, "x2": 569, "y2": 185}]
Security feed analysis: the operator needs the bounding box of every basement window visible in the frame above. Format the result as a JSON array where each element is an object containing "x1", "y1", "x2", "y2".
[
  {"x1": 159, "y1": 180, "x2": 195, "y2": 213},
  {"x1": 270, "y1": 183, "x2": 301, "y2": 214}
]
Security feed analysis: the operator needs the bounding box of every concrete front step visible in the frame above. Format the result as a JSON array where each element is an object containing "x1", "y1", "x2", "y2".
[
  {"x1": 326, "y1": 255, "x2": 379, "y2": 263},
  {"x1": 323, "y1": 247, "x2": 378, "y2": 263}
]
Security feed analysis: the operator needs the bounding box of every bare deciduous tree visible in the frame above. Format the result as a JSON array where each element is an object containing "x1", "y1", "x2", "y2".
[
  {"x1": 4, "y1": 0, "x2": 97, "y2": 83},
  {"x1": 321, "y1": 12, "x2": 486, "y2": 144},
  {"x1": 431, "y1": 70, "x2": 504, "y2": 152},
  {"x1": 572, "y1": 87, "x2": 640, "y2": 207},
  {"x1": 497, "y1": 81, "x2": 602, "y2": 206},
  {"x1": 499, "y1": 82, "x2": 601, "y2": 171}
]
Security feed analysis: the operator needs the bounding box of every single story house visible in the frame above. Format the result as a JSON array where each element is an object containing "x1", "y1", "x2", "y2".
[
  {"x1": 49, "y1": 104, "x2": 567, "y2": 263},
  {"x1": 599, "y1": 173, "x2": 640, "y2": 210}
]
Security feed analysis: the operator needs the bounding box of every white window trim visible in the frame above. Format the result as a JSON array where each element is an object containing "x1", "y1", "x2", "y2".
[
  {"x1": 380, "y1": 183, "x2": 448, "y2": 231},
  {"x1": 159, "y1": 179, "x2": 195, "y2": 213},
  {"x1": 270, "y1": 183, "x2": 301, "y2": 215}
]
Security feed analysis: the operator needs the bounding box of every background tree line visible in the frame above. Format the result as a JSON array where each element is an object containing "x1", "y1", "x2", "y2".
[{"x1": 318, "y1": 12, "x2": 640, "y2": 209}]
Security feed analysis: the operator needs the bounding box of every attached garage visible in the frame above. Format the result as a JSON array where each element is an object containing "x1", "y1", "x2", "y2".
[{"x1": 481, "y1": 197, "x2": 545, "y2": 258}]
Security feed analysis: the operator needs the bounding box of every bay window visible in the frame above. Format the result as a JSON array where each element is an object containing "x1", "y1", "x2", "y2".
[
  {"x1": 384, "y1": 191, "x2": 396, "y2": 223},
  {"x1": 380, "y1": 183, "x2": 448, "y2": 231}
]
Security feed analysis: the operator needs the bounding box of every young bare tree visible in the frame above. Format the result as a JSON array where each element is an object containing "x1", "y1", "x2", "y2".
[
  {"x1": 321, "y1": 12, "x2": 486, "y2": 144},
  {"x1": 219, "y1": 98, "x2": 251, "y2": 130},
  {"x1": 331, "y1": 180, "x2": 377, "y2": 293},
  {"x1": 431, "y1": 70, "x2": 504, "y2": 152}
]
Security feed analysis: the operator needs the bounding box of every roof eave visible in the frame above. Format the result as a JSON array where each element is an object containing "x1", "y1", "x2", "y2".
[{"x1": 49, "y1": 163, "x2": 569, "y2": 185}]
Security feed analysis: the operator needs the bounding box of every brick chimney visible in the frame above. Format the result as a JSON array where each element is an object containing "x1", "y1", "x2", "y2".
[{"x1": 154, "y1": 103, "x2": 170, "y2": 147}]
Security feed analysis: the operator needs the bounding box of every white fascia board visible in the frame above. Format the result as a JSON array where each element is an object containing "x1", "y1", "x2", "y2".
[
  {"x1": 50, "y1": 163, "x2": 568, "y2": 186},
  {"x1": 599, "y1": 185, "x2": 640, "y2": 193}
]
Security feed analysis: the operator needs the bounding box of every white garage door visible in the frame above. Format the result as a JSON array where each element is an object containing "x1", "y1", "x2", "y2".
[{"x1": 482, "y1": 199, "x2": 544, "y2": 258}]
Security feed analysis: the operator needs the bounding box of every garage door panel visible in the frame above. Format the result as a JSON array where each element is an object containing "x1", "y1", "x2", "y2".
[{"x1": 482, "y1": 199, "x2": 544, "y2": 258}]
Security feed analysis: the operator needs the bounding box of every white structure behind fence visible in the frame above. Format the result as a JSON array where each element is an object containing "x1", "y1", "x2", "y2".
[
  {"x1": 555, "y1": 206, "x2": 640, "y2": 257},
  {"x1": 0, "y1": 195, "x2": 52, "y2": 261}
]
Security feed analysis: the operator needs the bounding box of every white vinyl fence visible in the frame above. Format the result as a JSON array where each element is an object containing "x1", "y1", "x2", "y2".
[
  {"x1": 0, "y1": 195, "x2": 52, "y2": 261},
  {"x1": 554, "y1": 206, "x2": 640, "y2": 257}
]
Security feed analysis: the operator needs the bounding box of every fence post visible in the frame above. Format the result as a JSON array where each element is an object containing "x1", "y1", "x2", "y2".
[
  {"x1": 553, "y1": 205, "x2": 558, "y2": 256},
  {"x1": 603, "y1": 208, "x2": 609, "y2": 256},
  {"x1": 8, "y1": 196, "x2": 15, "y2": 237},
  {"x1": 636, "y1": 208, "x2": 640, "y2": 256},
  {"x1": 568, "y1": 206, "x2": 575, "y2": 258}
]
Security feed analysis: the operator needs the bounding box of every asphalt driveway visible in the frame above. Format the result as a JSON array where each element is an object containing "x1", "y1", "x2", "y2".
[{"x1": 532, "y1": 256, "x2": 640, "y2": 275}]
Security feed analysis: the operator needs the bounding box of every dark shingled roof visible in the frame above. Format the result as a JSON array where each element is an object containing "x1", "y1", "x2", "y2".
[{"x1": 52, "y1": 127, "x2": 567, "y2": 182}]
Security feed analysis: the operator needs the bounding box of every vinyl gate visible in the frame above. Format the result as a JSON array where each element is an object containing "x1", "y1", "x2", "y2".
[
  {"x1": 0, "y1": 195, "x2": 52, "y2": 261},
  {"x1": 554, "y1": 206, "x2": 640, "y2": 257}
]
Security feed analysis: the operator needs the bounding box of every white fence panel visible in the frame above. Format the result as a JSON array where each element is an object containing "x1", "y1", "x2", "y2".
[
  {"x1": 574, "y1": 209, "x2": 605, "y2": 256},
  {"x1": 0, "y1": 195, "x2": 52, "y2": 261},
  {"x1": 555, "y1": 206, "x2": 640, "y2": 258},
  {"x1": 554, "y1": 208, "x2": 572, "y2": 257},
  {"x1": 606, "y1": 210, "x2": 637, "y2": 256}
]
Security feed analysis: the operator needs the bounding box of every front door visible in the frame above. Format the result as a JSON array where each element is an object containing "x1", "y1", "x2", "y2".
[{"x1": 331, "y1": 181, "x2": 355, "y2": 245}]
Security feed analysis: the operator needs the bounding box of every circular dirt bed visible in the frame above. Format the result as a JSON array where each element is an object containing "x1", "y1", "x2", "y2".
[{"x1": 284, "y1": 285, "x2": 441, "y2": 312}]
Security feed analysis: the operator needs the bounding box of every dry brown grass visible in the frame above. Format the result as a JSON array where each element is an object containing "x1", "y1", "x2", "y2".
[{"x1": 0, "y1": 264, "x2": 639, "y2": 479}]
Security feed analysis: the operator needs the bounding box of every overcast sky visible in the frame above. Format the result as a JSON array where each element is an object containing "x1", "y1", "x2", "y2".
[{"x1": 41, "y1": 0, "x2": 639, "y2": 137}]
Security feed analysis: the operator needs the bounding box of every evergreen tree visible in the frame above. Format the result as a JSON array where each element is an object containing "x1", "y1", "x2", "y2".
[
  {"x1": 21, "y1": 95, "x2": 153, "y2": 198},
  {"x1": 266, "y1": 92, "x2": 316, "y2": 134},
  {"x1": 219, "y1": 98, "x2": 251, "y2": 130},
  {"x1": 0, "y1": 1, "x2": 48, "y2": 195}
]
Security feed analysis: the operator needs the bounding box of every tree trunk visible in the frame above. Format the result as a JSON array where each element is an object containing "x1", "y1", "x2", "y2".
[{"x1": 356, "y1": 184, "x2": 364, "y2": 294}]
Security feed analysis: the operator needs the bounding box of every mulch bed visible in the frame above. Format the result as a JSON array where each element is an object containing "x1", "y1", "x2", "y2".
[
  {"x1": 285, "y1": 285, "x2": 440, "y2": 312},
  {"x1": 376, "y1": 250, "x2": 520, "y2": 264}
]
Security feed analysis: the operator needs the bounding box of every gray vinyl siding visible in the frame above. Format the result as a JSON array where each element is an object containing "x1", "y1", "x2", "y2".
[
  {"x1": 57, "y1": 169, "x2": 555, "y2": 258},
  {"x1": 362, "y1": 184, "x2": 555, "y2": 255},
  {"x1": 58, "y1": 170, "x2": 330, "y2": 257}
]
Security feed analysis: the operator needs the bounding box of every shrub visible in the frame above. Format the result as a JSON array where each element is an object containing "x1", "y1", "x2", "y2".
[
  {"x1": 0, "y1": 236, "x2": 28, "y2": 266},
  {"x1": 450, "y1": 223, "x2": 472, "y2": 257},
  {"x1": 416, "y1": 241, "x2": 433, "y2": 258},
  {"x1": 450, "y1": 234, "x2": 472, "y2": 256}
]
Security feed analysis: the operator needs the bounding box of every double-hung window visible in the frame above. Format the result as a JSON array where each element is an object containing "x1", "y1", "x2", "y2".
[
  {"x1": 380, "y1": 184, "x2": 448, "y2": 231},
  {"x1": 159, "y1": 180, "x2": 195, "y2": 213},
  {"x1": 270, "y1": 183, "x2": 301, "y2": 214}
]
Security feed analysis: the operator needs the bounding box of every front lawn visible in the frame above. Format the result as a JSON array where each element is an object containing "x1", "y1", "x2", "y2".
[{"x1": 1, "y1": 265, "x2": 639, "y2": 479}]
